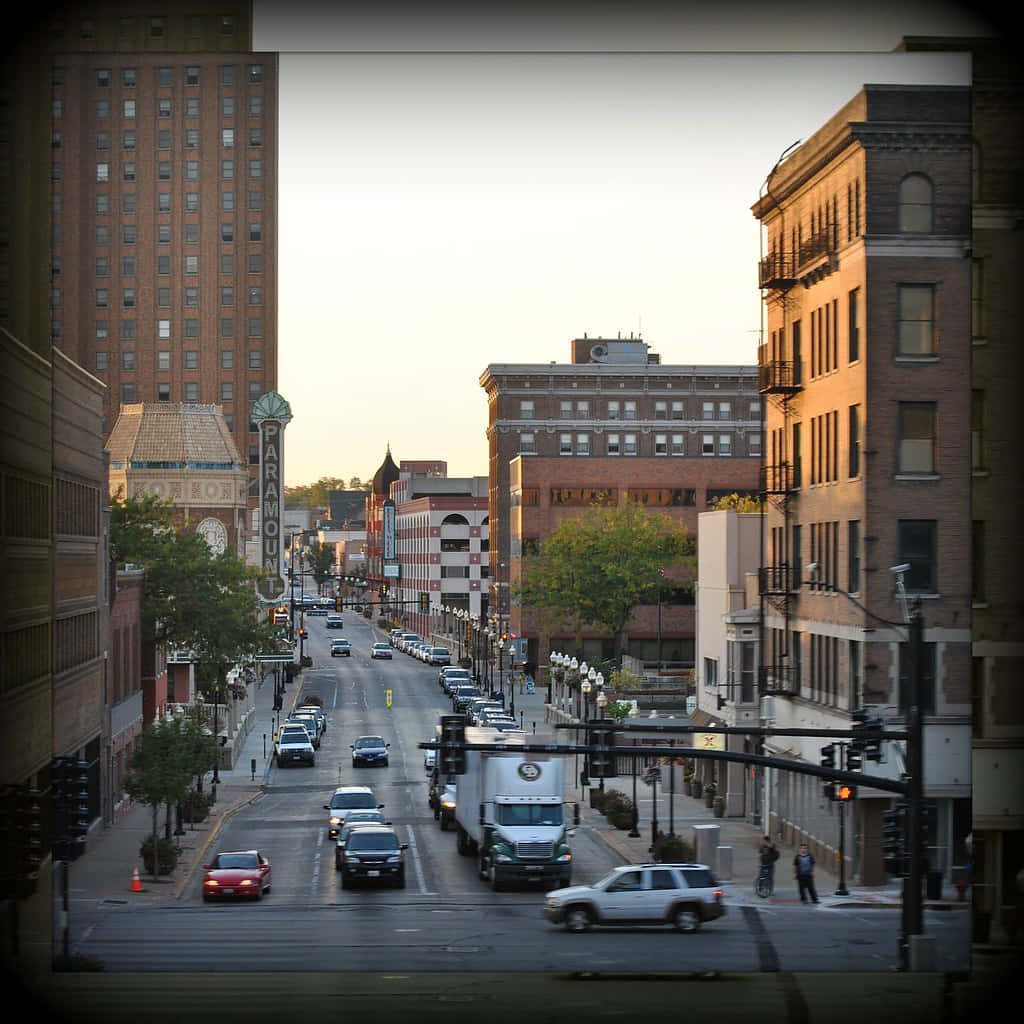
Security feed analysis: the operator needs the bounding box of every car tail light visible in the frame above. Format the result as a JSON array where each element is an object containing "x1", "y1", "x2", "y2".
[{"x1": 713, "y1": 889, "x2": 725, "y2": 901}]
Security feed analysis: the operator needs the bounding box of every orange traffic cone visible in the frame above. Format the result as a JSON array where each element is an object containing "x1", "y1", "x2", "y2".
[{"x1": 131, "y1": 866, "x2": 143, "y2": 892}]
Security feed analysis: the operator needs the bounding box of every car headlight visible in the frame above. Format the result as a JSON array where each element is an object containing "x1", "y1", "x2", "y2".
[
  {"x1": 239, "y1": 879, "x2": 253, "y2": 886},
  {"x1": 329, "y1": 816, "x2": 342, "y2": 826},
  {"x1": 345, "y1": 856, "x2": 359, "y2": 864},
  {"x1": 544, "y1": 897, "x2": 561, "y2": 909},
  {"x1": 441, "y1": 799, "x2": 456, "y2": 810},
  {"x1": 204, "y1": 879, "x2": 218, "y2": 887},
  {"x1": 495, "y1": 853, "x2": 513, "y2": 863},
  {"x1": 556, "y1": 852, "x2": 572, "y2": 862},
  {"x1": 386, "y1": 855, "x2": 400, "y2": 864}
]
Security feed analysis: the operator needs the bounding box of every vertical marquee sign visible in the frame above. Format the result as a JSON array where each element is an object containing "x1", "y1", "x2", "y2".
[{"x1": 252, "y1": 392, "x2": 293, "y2": 604}]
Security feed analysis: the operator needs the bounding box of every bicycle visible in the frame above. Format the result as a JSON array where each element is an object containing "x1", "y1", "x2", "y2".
[{"x1": 755, "y1": 864, "x2": 774, "y2": 899}]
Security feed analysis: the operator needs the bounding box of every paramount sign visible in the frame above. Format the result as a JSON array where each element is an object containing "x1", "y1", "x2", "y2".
[{"x1": 252, "y1": 392, "x2": 292, "y2": 603}]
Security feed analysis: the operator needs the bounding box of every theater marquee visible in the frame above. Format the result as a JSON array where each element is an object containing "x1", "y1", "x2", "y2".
[{"x1": 252, "y1": 392, "x2": 293, "y2": 603}]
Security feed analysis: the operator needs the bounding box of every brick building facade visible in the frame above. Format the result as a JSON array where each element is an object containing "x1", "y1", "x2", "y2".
[{"x1": 752, "y1": 84, "x2": 973, "y2": 885}]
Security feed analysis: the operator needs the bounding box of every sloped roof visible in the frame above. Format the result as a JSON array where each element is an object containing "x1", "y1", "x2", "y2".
[{"x1": 105, "y1": 404, "x2": 244, "y2": 468}]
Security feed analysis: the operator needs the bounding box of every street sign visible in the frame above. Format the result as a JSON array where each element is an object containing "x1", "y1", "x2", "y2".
[
  {"x1": 255, "y1": 653, "x2": 295, "y2": 663},
  {"x1": 642, "y1": 767, "x2": 661, "y2": 786},
  {"x1": 693, "y1": 732, "x2": 725, "y2": 750}
]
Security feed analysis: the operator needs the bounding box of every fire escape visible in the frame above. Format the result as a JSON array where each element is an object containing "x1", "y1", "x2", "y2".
[{"x1": 757, "y1": 244, "x2": 803, "y2": 698}]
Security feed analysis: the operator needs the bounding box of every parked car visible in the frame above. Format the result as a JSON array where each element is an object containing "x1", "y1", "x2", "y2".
[
  {"x1": 351, "y1": 735, "x2": 390, "y2": 768},
  {"x1": 440, "y1": 666, "x2": 471, "y2": 689},
  {"x1": 398, "y1": 633, "x2": 422, "y2": 653},
  {"x1": 285, "y1": 713, "x2": 321, "y2": 749},
  {"x1": 426, "y1": 646, "x2": 452, "y2": 666},
  {"x1": 324, "y1": 785, "x2": 383, "y2": 839},
  {"x1": 452, "y1": 685, "x2": 483, "y2": 712},
  {"x1": 326, "y1": 613, "x2": 344, "y2": 629},
  {"x1": 423, "y1": 746, "x2": 437, "y2": 772},
  {"x1": 467, "y1": 699, "x2": 505, "y2": 725},
  {"x1": 201, "y1": 849, "x2": 271, "y2": 902},
  {"x1": 274, "y1": 726, "x2": 315, "y2": 767},
  {"x1": 330, "y1": 638, "x2": 352, "y2": 657},
  {"x1": 543, "y1": 863, "x2": 726, "y2": 933},
  {"x1": 338, "y1": 825, "x2": 407, "y2": 888},
  {"x1": 296, "y1": 705, "x2": 326, "y2": 735},
  {"x1": 370, "y1": 642, "x2": 393, "y2": 659}
]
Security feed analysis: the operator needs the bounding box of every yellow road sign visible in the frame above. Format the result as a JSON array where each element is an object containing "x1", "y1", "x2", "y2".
[{"x1": 693, "y1": 732, "x2": 724, "y2": 750}]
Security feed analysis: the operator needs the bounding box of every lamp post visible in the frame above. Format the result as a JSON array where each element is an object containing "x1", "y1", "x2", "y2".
[
  {"x1": 508, "y1": 641, "x2": 517, "y2": 716},
  {"x1": 627, "y1": 705, "x2": 641, "y2": 836},
  {"x1": 595, "y1": 687, "x2": 608, "y2": 793},
  {"x1": 550, "y1": 651, "x2": 563, "y2": 710}
]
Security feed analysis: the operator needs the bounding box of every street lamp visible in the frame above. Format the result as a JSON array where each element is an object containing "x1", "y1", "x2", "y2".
[
  {"x1": 627, "y1": 705, "x2": 641, "y2": 836},
  {"x1": 508, "y1": 641, "x2": 517, "y2": 715}
]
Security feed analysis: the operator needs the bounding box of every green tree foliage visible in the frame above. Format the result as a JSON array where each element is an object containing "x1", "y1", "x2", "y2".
[
  {"x1": 305, "y1": 540, "x2": 335, "y2": 592},
  {"x1": 516, "y1": 502, "x2": 695, "y2": 661},
  {"x1": 710, "y1": 492, "x2": 764, "y2": 513},
  {"x1": 109, "y1": 491, "x2": 278, "y2": 695},
  {"x1": 124, "y1": 719, "x2": 199, "y2": 880}
]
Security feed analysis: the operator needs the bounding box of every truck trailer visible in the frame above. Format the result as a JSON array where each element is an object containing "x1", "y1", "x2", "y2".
[{"x1": 452, "y1": 726, "x2": 573, "y2": 890}]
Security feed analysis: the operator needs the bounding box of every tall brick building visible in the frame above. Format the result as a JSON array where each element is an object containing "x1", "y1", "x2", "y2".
[
  {"x1": 752, "y1": 85, "x2": 973, "y2": 884},
  {"x1": 481, "y1": 338, "x2": 761, "y2": 671}
]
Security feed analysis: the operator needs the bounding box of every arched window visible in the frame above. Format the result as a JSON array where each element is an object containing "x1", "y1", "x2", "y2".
[
  {"x1": 898, "y1": 173, "x2": 933, "y2": 233},
  {"x1": 441, "y1": 513, "x2": 469, "y2": 526}
]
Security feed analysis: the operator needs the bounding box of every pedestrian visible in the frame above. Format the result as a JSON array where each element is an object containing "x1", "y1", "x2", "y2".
[
  {"x1": 793, "y1": 843, "x2": 819, "y2": 903},
  {"x1": 758, "y1": 835, "x2": 780, "y2": 893}
]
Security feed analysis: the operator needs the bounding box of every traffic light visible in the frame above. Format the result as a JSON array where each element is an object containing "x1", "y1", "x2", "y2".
[
  {"x1": 440, "y1": 715, "x2": 467, "y2": 775},
  {"x1": 845, "y1": 746, "x2": 863, "y2": 772},
  {"x1": 822, "y1": 782, "x2": 836, "y2": 801},
  {"x1": 820, "y1": 744, "x2": 836, "y2": 770},
  {"x1": 862, "y1": 724, "x2": 883, "y2": 762},
  {"x1": 882, "y1": 804, "x2": 906, "y2": 876},
  {"x1": 298, "y1": 627, "x2": 308, "y2": 639},
  {"x1": 419, "y1": 592, "x2": 430, "y2": 613},
  {"x1": 588, "y1": 726, "x2": 618, "y2": 779},
  {"x1": 836, "y1": 783, "x2": 857, "y2": 802},
  {"x1": 335, "y1": 596, "x2": 342, "y2": 612}
]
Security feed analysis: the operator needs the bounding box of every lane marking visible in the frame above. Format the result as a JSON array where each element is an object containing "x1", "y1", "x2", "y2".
[{"x1": 405, "y1": 824, "x2": 428, "y2": 894}]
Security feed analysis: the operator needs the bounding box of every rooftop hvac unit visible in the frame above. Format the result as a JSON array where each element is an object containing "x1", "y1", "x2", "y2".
[
  {"x1": 760, "y1": 695, "x2": 775, "y2": 724},
  {"x1": 589, "y1": 344, "x2": 608, "y2": 360}
]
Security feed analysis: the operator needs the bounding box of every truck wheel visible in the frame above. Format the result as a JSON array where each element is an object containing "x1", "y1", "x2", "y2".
[
  {"x1": 672, "y1": 905, "x2": 701, "y2": 933},
  {"x1": 565, "y1": 906, "x2": 593, "y2": 933},
  {"x1": 489, "y1": 863, "x2": 505, "y2": 893}
]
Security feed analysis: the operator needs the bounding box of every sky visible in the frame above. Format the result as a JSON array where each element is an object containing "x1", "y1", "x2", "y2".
[{"x1": 254, "y1": 2, "x2": 992, "y2": 488}]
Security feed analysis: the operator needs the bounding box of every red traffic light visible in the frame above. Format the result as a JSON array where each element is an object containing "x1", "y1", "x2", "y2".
[
  {"x1": 298, "y1": 628, "x2": 308, "y2": 638},
  {"x1": 837, "y1": 784, "x2": 855, "y2": 801}
]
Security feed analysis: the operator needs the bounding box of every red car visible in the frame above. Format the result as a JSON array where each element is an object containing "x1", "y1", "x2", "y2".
[{"x1": 202, "y1": 850, "x2": 272, "y2": 902}]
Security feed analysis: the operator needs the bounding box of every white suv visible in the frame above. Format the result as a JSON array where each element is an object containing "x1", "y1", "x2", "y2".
[{"x1": 544, "y1": 863, "x2": 726, "y2": 933}]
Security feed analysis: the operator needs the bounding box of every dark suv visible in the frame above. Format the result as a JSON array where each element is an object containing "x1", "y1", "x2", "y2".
[{"x1": 338, "y1": 825, "x2": 408, "y2": 888}]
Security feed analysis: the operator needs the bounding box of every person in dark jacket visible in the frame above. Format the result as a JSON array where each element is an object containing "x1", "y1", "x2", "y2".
[
  {"x1": 758, "y1": 835, "x2": 780, "y2": 892},
  {"x1": 793, "y1": 843, "x2": 819, "y2": 903}
]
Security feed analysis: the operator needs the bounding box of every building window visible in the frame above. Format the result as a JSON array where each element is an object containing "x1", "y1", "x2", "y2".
[
  {"x1": 972, "y1": 520, "x2": 985, "y2": 603},
  {"x1": 848, "y1": 288, "x2": 860, "y2": 362},
  {"x1": 150, "y1": 17, "x2": 165, "y2": 38},
  {"x1": 248, "y1": 253, "x2": 263, "y2": 273},
  {"x1": 624, "y1": 401, "x2": 637, "y2": 420},
  {"x1": 184, "y1": 351, "x2": 199, "y2": 369},
  {"x1": 186, "y1": 160, "x2": 199, "y2": 180},
  {"x1": 158, "y1": 225, "x2": 170, "y2": 244},
  {"x1": 186, "y1": 98, "x2": 200, "y2": 117},
  {"x1": 96, "y1": 100, "x2": 111, "y2": 120},
  {"x1": 607, "y1": 401, "x2": 620, "y2": 420},
  {"x1": 672, "y1": 401, "x2": 684, "y2": 420},
  {"x1": 654, "y1": 434, "x2": 667, "y2": 455},
  {"x1": 248, "y1": 349, "x2": 262, "y2": 370},
  {"x1": 971, "y1": 390, "x2": 984, "y2": 471},
  {"x1": 221, "y1": 287, "x2": 234, "y2": 306},
  {"x1": 185, "y1": 321, "x2": 199, "y2": 339},
  {"x1": 898, "y1": 520, "x2": 936, "y2": 593},
  {"x1": 848, "y1": 520, "x2": 860, "y2": 594},
  {"x1": 898, "y1": 402, "x2": 936, "y2": 474},
  {"x1": 96, "y1": 162, "x2": 109, "y2": 182},
  {"x1": 247, "y1": 318, "x2": 262, "y2": 337},
  {"x1": 704, "y1": 657, "x2": 718, "y2": 689},
  {"x1": 122, "y1": 351, "x2": 135, "y2": 371},
  {"x1": 220, "y1": 319, "x2": 234, "y2": 338},
  {"x1": 655, "y1": 401, "x2": 667, "y2": 420},
  {"x1": 747, "y1": 433, "x2": 761, "y2": 456},
  {"x1": 559, "y1": 400, "x2": 573, "y2": 419},
  {"x1": 719, "y1": 402, "x2": 731, "y2": 420},
  {"x1": 623, "y1": 433, "x2": 637, "y2": 455},
  {"x1": 702, "y1": 434, "x2": 714, "y2": 455},
  {"x1": 249, "y1": 126, "x2": 263, "y2": 147},
  {"x1": 559, "y1": 434, "x2": 572, "y2": 455},
  {"x1": 719, "y1": 435, "x2": 732, "y2": 456},
  {"x1": 898, "y1": 285, "x2": 935, "y2": 355},
  {"x1": 97, "y1": 68, "x2": 110, "y2": 87},
  {"x1": 94, "y1": 131, "x2": 107, "y2": 150},
  {"x1": 221, "y1": 159, "x2": 234, "y2": 179},
  {"x1": 249, "y1": 159, "x2": 262, "y2": 179},
  {"x1": 186, "y1": 193, "x2": 200, "y2": 212},
  {"x1": 220, "y1": 382, "x2": 233, "y2": 402},
  {"x1": 122, "y1": 288, "x2": 136, "y2": 308},
  {"x1": 157, "y1": 351, "x2": 171, "y2": 371},
  {"x1": 185, "y1": 255, "x2": 199, "y2": 275},
  {"x1": 121, "y1": 320, "x2": 136, "y2": 339},
  {"x1": 221, "y1": 223, "x2": 234, "y2": 242},
  {"x1": 123, "y1": 100, "x2": 136, "y2": 119},
  {"x1": 221, "y1": 350, "x2": 234, "y2": 370},
  {"x1": 222, "y1": 97, "x2": 235, "y2": 117},
  {"x1": 122, "y1": 130, "x2": 135, "y2": 150},
  {"x1": 158, "y1": 193, "x2": 171, "y2": 212},
  {"x1": 607, "y1": 434, "x2": 620, "y2": 456},
  {"x1": 95, "y1": 352, "x2": 108, "y2": 372},
  {"x1": 520, "y1": 432, "x2": 535, "y2": 454},
  {"x1": 94, "y1": 320, "x2": 108, "y2": 340},
  {"x1": 221, "y1": 191, "x2": 234, "y2": 211},
  {"x1": 94, "y1": 257, "x2": 109, "y2": 277},
  {"x1": 218, "y1": 253, "x2": 234, "y2": 275},
  {"x1": 247, "y1": 191, "x2": 262, "y2": 210},
  {"x1": 184, "y1": 382, "x2": 199, "y2": 402},
  {"x1": 157, "y1": 130, "x2": 171, "y2": 150},
  {"x1": 156, "y1": 288, "x2": 169, "y2": 307},
  {"x1": 248, "y1": 381, "x2": 262, "y2": 401},
  {"x1": 577, "y1": 433, "x2": 590, "y2": 456},
  {"x1": 249, "y1": 96, "x2": 263, "y2": 116},
  {"x1": 185, "y1": 288, "x2": 198, "y2": 307},
  {"x1": 848, "y1": 404, "x2": 860, "y2": 478},
  {"x1": 248, "y1": 287, "x2": 263, "y2": 306},
  {"x1": 703, "y1": 401, "x2": 714, "y2": 420},
  {"x1": 898, "y1": 173, "x2": 933, "y2": 233},
  {"x1": 158, "y1": 161, "x2": 171, "y2": 181},
  {"x1": 519, "y1": 400, "x2": 534, "y2": 420},
  {"x1": 249, "y1": 222, "x2": 262, "y2": 242},
  {"x1": 122, "y1": 383, "x2": 136, "y2": 403},
  {"x1": 185, "y1": 66, "x2": 200, "y2": 86},
  {"x1": 671, "y1": 434, "x2": 684, "y2": 455},
  {"x1": 157, "y1": 320, "x2": 170, "y2": 340},
  {"x1": 185, "y1": 223, "x2": 199, "y2": 243}
]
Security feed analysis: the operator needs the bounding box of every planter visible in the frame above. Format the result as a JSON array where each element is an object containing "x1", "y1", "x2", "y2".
[
  {"x1": 704, "y1": 791, "x2": 716, "y2": 808},
  {"x1": 712, "y1": 797, "x2": 725, "y2": 818},
  {"x1": 608, "y1": 811, "x2": 634, "y2": 831},
  {"x1": 140, "y1": 836, "x2": 179, "y2": 876},
  {"x1": 690, "y1": 782, "x2": 702, "y2": 800}
]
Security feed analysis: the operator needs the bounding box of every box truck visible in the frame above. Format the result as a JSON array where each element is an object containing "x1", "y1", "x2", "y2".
[{"x1": 452, "y1": 726, "x2": 574, "y2": 890}]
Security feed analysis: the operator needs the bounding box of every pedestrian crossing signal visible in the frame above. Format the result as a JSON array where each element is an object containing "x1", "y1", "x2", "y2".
[{"x1": 837, "y1": 784, "x2": 856, "y2": 801}]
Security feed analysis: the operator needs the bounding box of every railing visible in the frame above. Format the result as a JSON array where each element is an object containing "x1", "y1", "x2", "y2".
[
  {"x1": 758, "y1": 360, "x2": 802, "y2": 394},
  {"x1": 759, "y1": 564, "x2": 795, "y2": 596},
  {"x1": 760, "y1": 664, "x2": 800, "y2": 696},
  {"x1": 758, "y1": 251, "x2": 796, "y2": 289},
  {"x1": 759, "y1": 462, "x2": 794, "y2": 494}
]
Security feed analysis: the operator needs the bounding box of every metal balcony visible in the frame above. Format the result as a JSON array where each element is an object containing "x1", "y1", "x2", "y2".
[
  {"x1": 759, "y1": 462, "x2": 794, "y2": 495},
  {"x1": 759, "y1": 664, "x2": 800, "y2": 697},
  {"x1": 758, "y1": 360, "x2": 803, "y2": 395},
  {"x1": 758, "y1": 251, "x2": 796, "y2": 291},
  {"x1": 759, "y1": 564, "x2": 795, "y2": 596}
]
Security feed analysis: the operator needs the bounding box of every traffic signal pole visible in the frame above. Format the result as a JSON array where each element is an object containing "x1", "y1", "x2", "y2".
[{"x1": 901, "y1": 600, "x2": 925, "y2": 971}]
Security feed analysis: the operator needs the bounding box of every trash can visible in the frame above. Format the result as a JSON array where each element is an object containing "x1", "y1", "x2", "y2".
[{"x1": 926, "y1": 870, "x2": 943, "y2": 900}]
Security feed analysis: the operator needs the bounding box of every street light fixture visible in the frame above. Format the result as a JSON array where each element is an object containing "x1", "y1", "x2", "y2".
[
  {"x1": 627, "y1": 705, "x2": 641, "y2": 836},
  {"x1": 507, "y1": 640, "x2": 517, "y2": 714}
]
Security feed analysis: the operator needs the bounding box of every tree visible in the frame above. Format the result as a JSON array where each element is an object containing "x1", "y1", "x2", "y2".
[
  {"x1": 516, "y1": 502, "x2": 695, "y2": 663},
  {"x1": 711, "y1": 492, "x2": 764, "y2": 513},
  {"x1": 305, "y1": 540, "x2": 335, "y2": 593},
  {"x1": 109, "y1": 491, "x2": 278, "y2": 716},
  {"x1": 124, "y1": 719, "x2": 195, "y2": 880}
]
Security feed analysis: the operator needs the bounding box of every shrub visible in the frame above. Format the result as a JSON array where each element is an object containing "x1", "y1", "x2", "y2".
[
  {"x1": 601, "y1": 790, "x2": 633, "y2": 816},
  {"x1": 651, "y1": 833, "x2": 695, "y2": 863},
  {"x1": 181, "y1": 790, "x2": 214, "y2": 823},
  {"x1": 140, "y1": 835, "x2": 180, "y2": 876}
]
